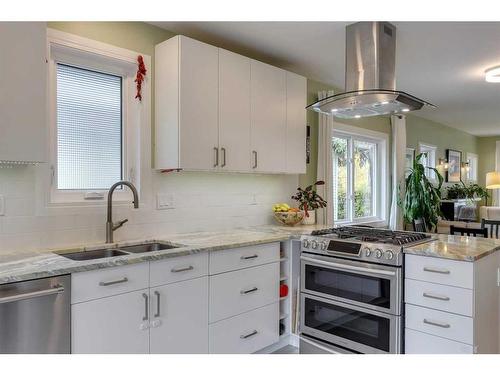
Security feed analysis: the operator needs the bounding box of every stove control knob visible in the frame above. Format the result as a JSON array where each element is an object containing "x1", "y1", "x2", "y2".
[
  {"x1": 302, "y1": 239, "x2": 310, "y2": 248},
  {"x1": 375, "y1": 249, "x2": 383, "y2": 258},
  {"x1": 311, "y1": 240, "x2": 318, "y2": 249},
  {"x1": 385, "y1": 250, "x2": 394, "y2": 260},
  {"x1": 320, "y1": 241, "x2": 328, "y2": 250},
  {"x1": 364, "y1": 247, "x2": 372, "y2": 257}
]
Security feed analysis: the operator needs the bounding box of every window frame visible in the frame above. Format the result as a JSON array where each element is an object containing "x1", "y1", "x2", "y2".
[
  {"x1": 331, "y1": 123, "x2": 389, "y2": 226},
  {"x1": 418, "y1": 143, "x2": 438, "y2": 183},
  {"x1": 466, "y1": 152, "x2": 478, "y2": 183},
  {"x1": 47, "y1": 29, "x2": 144, "y2": 206}
]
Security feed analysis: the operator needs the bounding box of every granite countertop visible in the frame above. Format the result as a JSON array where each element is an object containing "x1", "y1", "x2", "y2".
[
  {"x1": 2, "y1": 224, "x2": 500, "y2": 285},
  {"x1": 0, "y1": 224, "x2": 330, "y2": 285},
  {"x1": 404, "y1": 234, "x2": 500, "y2": 262}
]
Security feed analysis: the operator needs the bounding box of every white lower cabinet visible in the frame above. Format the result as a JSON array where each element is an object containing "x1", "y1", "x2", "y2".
[
  {"x1": 405, "y1": 328, "x2": 473, "y2": 354},
  {"x1": 150, "y1": 277, "x2": 209, "y2": 354},
  {"x1": 72, "y1": 289, "x2": 150, "y2": 354},
  {"x1": 209, "y1": 302, "x2": 279, "y2": 354}
]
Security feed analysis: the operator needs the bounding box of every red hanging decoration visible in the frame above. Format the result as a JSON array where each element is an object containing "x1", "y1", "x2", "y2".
[{"x1": 135, "y1": 55, "x2": 147, "y2": 101}]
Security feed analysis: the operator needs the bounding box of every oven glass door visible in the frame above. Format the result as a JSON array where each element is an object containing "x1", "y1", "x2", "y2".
[
  {"x1": 301, "y1": 254, "x2": 399, "y2": 314},
  {"x1": 301, "y1": 294, "x2": 398, "y2": 354}
]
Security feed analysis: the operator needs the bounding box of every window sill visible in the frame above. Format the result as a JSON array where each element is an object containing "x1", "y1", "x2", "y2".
[{"x1": 335, "y1": 218, "x2": 388, "y2": 228}]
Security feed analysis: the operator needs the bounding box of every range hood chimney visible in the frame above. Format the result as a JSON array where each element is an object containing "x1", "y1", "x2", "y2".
[{"x1": 307, "y1": 22, "x2": 435, "y2": 119}]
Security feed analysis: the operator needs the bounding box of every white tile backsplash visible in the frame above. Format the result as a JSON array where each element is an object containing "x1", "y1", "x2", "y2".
[{"x1": 0, "y1": 168, "x2": 298, "y2": 253}]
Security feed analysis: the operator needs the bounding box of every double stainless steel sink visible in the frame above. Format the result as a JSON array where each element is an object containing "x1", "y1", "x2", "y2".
[{"x1": 57, "y1": 242, "x2": 180, "y2": 261}]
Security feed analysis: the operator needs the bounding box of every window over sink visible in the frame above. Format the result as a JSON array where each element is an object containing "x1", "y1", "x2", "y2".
[{"x1": 47, "y1": 29, "x2": 148, "y2": 205}]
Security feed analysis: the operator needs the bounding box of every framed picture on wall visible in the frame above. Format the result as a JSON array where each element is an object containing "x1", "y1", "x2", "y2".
[
  {"x1": 446, "y1": 149, "x2": 462, "y2": 182},
  {"x1": 405, "y1": 148, "x2": 415, "y2": 178}
]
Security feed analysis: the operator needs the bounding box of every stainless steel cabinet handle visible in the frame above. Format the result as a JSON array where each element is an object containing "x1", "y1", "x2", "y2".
[
  {"x1": 423, "y1": 318, "x2": 450, "y2": 329},
  {"x1": 423, "y1": 266, "x2": 450, "y2": 275},
  {"x1": 300, "y1": 255, "x2": 397, "y2": 277},
  {"x1": 0, "y1": 286, "x2": 64, "y2": 304},
  {"x1": 423, "y1": 292, "x2": 450, "y2": 301},
  {"x1": 241, "y1": 254, "x2": 258, "y2": 260},
  {"x1": 99, "y1": 277, "x2": 128, "y2": 286},
  {"x1": 171, "y1": 265, "x2": 194, "y2": 273},
  {"x1": 240, "y1": 330, "x2": 258, "y2": 339},
  {"x1": 142, "y1": 293, "x2": 149, "y2": 321},
  {"x1": 252, "y1": 150, "x2": 258, "y2": 169},
  {"x1": 213, "y1": 147, "x2": 219, "y2": 167},
  {"x1": 240, "y1": 287, "x2": 258, "y2": 295},
  {"x1": 221, "y1": 147, "x2": 226, "y2": 167},
  {"x1": 154, "y1": 291, "x2": 160, "y2": 318}
]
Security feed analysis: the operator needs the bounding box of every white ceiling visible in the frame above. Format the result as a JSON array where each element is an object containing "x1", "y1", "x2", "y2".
[{"x1": 151, "y1": 22, "x2": 500, "y2": 136}]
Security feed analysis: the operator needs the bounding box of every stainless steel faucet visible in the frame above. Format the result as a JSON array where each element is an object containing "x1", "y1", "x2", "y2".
[{"x1": 106, "y1": 180, "x2": 139, "y2": 243}]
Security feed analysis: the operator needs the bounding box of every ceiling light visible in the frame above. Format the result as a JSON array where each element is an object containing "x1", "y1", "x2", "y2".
[
  {"x1": 402, "y1": 108, "x2": 410, "y2": 112},
  {"x1": 485, "y1": 66, "x2": 500, "y2": 83}
]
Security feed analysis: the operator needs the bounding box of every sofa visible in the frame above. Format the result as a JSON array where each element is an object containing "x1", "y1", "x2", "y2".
[{"x1": 480, "y1": 206, "x2": 500, "y2": 221}]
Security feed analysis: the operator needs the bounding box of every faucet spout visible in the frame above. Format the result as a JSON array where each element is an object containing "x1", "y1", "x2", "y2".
[{"x1": 106, "y1": 180, "x2": 139, "y2": 243}]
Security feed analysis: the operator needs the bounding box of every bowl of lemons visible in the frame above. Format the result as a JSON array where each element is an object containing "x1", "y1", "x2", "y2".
[{"x1": 272, "y1": 203, "x2": 304, "y2": 226}]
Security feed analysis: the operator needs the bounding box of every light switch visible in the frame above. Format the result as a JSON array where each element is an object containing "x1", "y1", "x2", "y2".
[
  {"x1": 157, "y1": 193, "x2": 175, "y2": 210},
  {"x1": 0, "y1": 195, "x2": 4, "y2": 216}
]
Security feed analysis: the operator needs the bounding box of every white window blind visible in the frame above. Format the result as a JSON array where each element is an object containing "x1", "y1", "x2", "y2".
[{"x1": 56, "y1": 63, "x2": 123, "y2": 190}]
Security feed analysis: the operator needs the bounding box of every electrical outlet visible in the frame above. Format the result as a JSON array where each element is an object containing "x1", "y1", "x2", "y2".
[
  {"x1": 0, "y1": 195, "x2": 4, "y2": 216},
  {"x1": 157, "y1": 193, "x2": 175, "y2": 210}
]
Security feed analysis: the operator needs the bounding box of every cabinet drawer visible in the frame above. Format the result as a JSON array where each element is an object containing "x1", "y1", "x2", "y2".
[
  {"x1": 209, "y1": 302, "x2": 279, "y2": 353},
  {"x1": 405, "y1": 304, "x2": 473, "y2": 344},
  {"x1": 405, "y1": 279, "x2": 473, "y2": 316},
  {"x1": 209, "y1": 242, "x2": 280, "y2": 275},
  {"x1": 150, "y1": 252, "x2": 208, "y2": 287},
  {"x1": 209, "y1": 262, "x2": 279, "y2": 322},
  {"x1": 405, "y1": 254, "x2": 473, "y2": 289},
  {"x1": 72, "y1": 263, "x2": 149, "y2": 304},
  {"x1": 405, "y1": 328, "x2": 474, "y2": 354}
]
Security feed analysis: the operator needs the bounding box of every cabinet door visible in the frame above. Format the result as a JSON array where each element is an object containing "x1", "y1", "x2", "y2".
[
  {"x1": 150, "y1": 277, "x2": 209, "y2": 354},
  {"x1": 219, "y1": 49, "x2": 251, "y2": 172},
  {"x1": 286, "y1": 72, "x2": 307, "y2": 174},
  {"x1": 250, "y1": 60, "x2": 286, "y2": 173},
  {"x1": 72, "y1": 289, "x2": 150, "y2": 354},
  {"x1": 179, "y1": 36, "x2": 219, "y2": 170},
  {"x1": 0, "y1": 22, "x2": 46, "y2": 163}
]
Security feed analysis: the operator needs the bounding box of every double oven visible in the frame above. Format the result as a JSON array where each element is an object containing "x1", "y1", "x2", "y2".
[{"x1": 299, "y1": 251, "x2": 403, "y2": 354}]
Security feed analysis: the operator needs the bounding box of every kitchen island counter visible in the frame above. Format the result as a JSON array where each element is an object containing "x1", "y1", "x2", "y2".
[{"x1": 404, "y1": 234, "x2": 500, "y2": 262}]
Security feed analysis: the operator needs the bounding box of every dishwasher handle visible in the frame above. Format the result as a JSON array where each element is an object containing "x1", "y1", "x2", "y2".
[{"x1": 0, "y1": 285, "x2": 65, "y2": 304}]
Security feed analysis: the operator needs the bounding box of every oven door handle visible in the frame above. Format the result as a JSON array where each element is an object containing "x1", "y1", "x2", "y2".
[{"x1": 300, "y1": 255, "x2": 397, "y2": 277}]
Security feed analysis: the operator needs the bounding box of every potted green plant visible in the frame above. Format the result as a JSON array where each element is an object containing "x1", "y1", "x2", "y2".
[
  {"x1": 291, "y1": 181, "x2": 327, "y2": 225},
  {"x1": 445, "y1": 182, "x2": 489, "y2": 202},
  {"x1": 400, "y1": 153, "x2": 443, "y2": 231}
]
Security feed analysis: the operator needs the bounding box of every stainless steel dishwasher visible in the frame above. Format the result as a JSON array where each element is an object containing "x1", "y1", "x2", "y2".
[{"x1": 0, "y1": 275, "x2": 71, "y2": 353}]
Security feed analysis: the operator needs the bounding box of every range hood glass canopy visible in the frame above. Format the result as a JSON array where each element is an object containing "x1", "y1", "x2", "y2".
[{"x1": 308, "y1": 22, "x2": 435, "y2": 119}]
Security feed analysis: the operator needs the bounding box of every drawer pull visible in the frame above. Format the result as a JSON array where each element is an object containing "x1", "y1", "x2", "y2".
[
  {"x1": 423, "y1": 292, "x2": 450, "y2": 301},
  {"x1": 240, "y1": 330, "x2": 258, "y2": 339},
  {"x1": 171, "y1": 265, "x2": 194, "y2": 273},
  {"x1": 99, "y1": 277, "x2": 128, "y2": 286},
  {"x1": 154, "y1": 291, "x2": 161, "y2": 318},
  {"x1": 423, "y1": 266, "x2": 450, "y2": 275},
  {"x1": 142, "y1": 293, "x2": 149, "y2": 321},
  {"x1": 423, "y1": 318, "x2": 450, "y2": 329},
  {"x1": 241, "y1": 254, "x2": 258, "y2": 260},
  {"x1": 240, "y1": 287, "x2": 259, "y2": 295}
]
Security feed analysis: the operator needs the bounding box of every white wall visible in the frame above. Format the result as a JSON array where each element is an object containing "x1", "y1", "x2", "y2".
[{"x1": 0, "y1": 167, "x2": 298, "y2": 253}]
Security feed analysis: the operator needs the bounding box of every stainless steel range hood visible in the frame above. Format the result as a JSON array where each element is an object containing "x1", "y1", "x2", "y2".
[{"x1": 307, "y1": 22, "x2": 435, "y2": 119}]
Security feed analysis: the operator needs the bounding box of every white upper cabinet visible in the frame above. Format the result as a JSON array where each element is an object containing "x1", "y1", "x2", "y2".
[
  {"x1": 218, "y1": 49, "x2": 251, "y2": 172},
  {"x1": 155, "y1": 35, "x2": 306, "y2": 174},
  {"x1": 250, "y1": 60, "x2": 287, "y2": 173},
  {"x1": 0, "y1": 22, "x2": 47, "y2": 164},
  {"x1": 286, "y1": 72, "x2": 307, "y2": 174},
  {"x1": 155, "y1": 35, "x2": 219, "y2": 171}
]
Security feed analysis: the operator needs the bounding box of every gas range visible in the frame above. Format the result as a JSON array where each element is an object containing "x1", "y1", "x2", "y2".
[{"x1": 300, "y1": 226, "x2": 433, "y2": 267}]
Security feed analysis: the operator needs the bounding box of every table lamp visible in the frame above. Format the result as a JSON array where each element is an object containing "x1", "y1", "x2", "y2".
[{"x1": 486, "y1": 171, "x2": 500, "y2": 206}]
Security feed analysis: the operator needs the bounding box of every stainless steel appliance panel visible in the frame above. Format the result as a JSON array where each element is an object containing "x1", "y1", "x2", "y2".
[
  {"x1": 299, "y1": 335, "x2": 356, "y2": 354},
  {"x1": 0, "y1": 275, "x2": 71, "y2": 354},
  {"x1": 300, "y1": 253, "x2": 402, "y2": 315}
]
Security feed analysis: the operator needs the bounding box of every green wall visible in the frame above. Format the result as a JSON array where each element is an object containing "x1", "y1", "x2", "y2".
[
  {"x1": 478, "y1": 136, "x2": 500, "y2": 186},
  {"x1": 406, "y1": 115, "x2": 479, "y2": 181}
]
